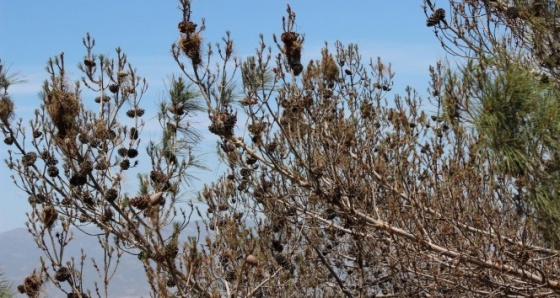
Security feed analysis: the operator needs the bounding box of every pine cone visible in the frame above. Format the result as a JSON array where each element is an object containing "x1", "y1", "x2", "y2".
[
  {"x1": 108, "y1": 84, "x2": 119, "y2": 93},
  {"x1": 28, "y1": 194, "x2": 46, "y2": 204},
  {"x1": 23, "y1": 275, "x2": 40, "y2": 293},
  {"x1": 240, "y1": 168, "x2": 252, "y2": 177},
  {"x1": 104, "y1": 188, "x2": 118, "y2": 202},
  {"x1": 102, "y1": 208, "x2": 113, "y2": 222},
  {"x1": 165, "y1": 243, "x2": 179, "y2": 259},
  {"x1": 166, "y1": 277, "x2": 177, "y2": 288},
  {"x1": 280, "y1": 32, "x2": 299, "y2": 44},
  {"x1": 224, "y1": 113, "x2": 237, "y2": 131},
  {"x1": 120, "y1": 159, "x2": 130, "y2": 170},
  {"x1": 129, "y1": 127, "x2": 139, "y2": 140},
  {"x1": 94, "y1": 95, "x2": 110, "y2": 103},
  {"x1": 131, "y1": 196, "x2": 149, "y2": 210},
  {"x1": 47, "y1": 166, "x2": 59, "y2": 177},
  {"x1": 82, "y1": 194, "x2": 95, "y2": 206},
  {"x1": 46, "y1": 157, "x2": 58, "y2": 166},
  {"x1": 150, "y1": 170, "x2": 166, "y2": 184},
  {"x1": 22, "y1": 152, "x2": 37, "y2": 167},
  {"x1": 246, "y1": 156, "x2": 257, "y2": 165},
  {"x1": 83, "y1": 58, "x2": 96, "y2": 68},
  {"x1": 427, "y1": 8, "x2": 445, "y2": 27},
  {"x1": 94, "y1": 160, "x2": 108, "y2": 171},
  {"x1": 78, "y1": 133, "x2": 89, "y2": 144},
  {"x1": 209, "y1": 112, "x2": 237, "y2": 137},
  {"x1": 55, "y1": 267, "x2": 71, "y2": 282},
  {"x1": 168, "y1": 104, "x2": 185, "y2": 116},
  {"x1": 178, "y1": 21, "x2": 197, "y2": 33},
  {"x1": 506, "y1": 6, "x2": 519, "y2": 19},
  {"x1": 127, "y1": 149, "x2": 138, "y2": 158},
  {"x1": 79, "y1": 160, "x2": 93, "y2": 175},
  {"x1": 3, "y1": 136, "x2": 14, "y2": 145},
  {"x1": 291, "y1": 63, "x2": 303, "y2": 76},
  {"x1": 69, "y1": 174, "x2": 87, "y2": 186},
  {"x1": 266, "y1": 142, "x2": 277, "y2": 153},
  {"x1": 117, "y1": 147, "x2": 129, "y2": 157},
  {"x1": 426, "y1": 16, "x2": 439, "y2": 27},
  {"x1": 126, "y1": 108, "x2": 144, "y2": 118},
  {"x1": 272, "y1": 240, "x2": 283, "y2": 252}
]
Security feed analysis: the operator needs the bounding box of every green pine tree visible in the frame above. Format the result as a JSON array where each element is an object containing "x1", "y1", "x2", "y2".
[{"x1": 0, "y1": 267, "x2": 15, "y2": 298}]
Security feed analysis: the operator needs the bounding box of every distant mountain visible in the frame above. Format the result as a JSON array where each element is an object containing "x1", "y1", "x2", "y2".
[{"x1": 0, "y1": 225, "x2": 204, "y2": 298}]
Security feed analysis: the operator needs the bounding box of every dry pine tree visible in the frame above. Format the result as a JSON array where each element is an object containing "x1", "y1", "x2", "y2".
[{"x1": 2, "y1": 0, "x2": 560, "y2": 297}]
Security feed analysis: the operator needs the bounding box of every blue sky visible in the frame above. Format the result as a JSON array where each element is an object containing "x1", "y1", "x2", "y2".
[{"x1": 0, "y1": 1, "x2": 446, "y2": 232}]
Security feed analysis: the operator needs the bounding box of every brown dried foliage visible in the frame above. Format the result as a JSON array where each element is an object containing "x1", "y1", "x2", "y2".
[
  {"x1": 5, "y1": 1, "x2": 560, "y2": 298},
  {"x1": 40, "y1": 206, "x2": 58, "y2": 229},
  {"x1": 16, "y1": 274, "x2": 42, "y2": 298},
  {"x1": 45, "y1": 89, "x2": 80, "y2": 138},
  {"x1": 0, "y1": 97, "x2": 14, "y2": 123}
]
